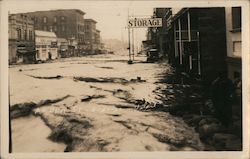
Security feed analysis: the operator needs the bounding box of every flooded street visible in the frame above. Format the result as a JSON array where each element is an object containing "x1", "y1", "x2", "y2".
[{"x1": 10, "y1": 54, "x2": 204, "y2": 152}]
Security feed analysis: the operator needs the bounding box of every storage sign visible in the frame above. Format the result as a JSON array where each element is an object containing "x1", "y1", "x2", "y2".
[{"x1": 128, "y1": 18, "x2": 162, "y2": 28}]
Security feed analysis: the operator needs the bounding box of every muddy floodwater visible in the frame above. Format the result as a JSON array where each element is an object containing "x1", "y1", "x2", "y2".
[
  {"x1": 12, "y1": 115, "x2": 66, "y2": 152},
  {"x1": 10, "y1": 54, "x2": 204, "y2": 152}
]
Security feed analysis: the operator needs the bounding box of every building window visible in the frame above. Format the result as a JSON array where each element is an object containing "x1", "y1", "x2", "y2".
[
  {"x1": 54, "y1": 16, "x2": 57, "y2": 23},
  {"x1": 28, "y1": 30, "x2": 32, "y2": 40},
  {"x1": 233, "y1": 41, "x2": 242, "y2": 57},
  {"x1": 16, "y1": 28, "x2": 21, "y2": 41},
  {"x1": 62, "y1": 25, "x2": 65, "y2": 31},
  {"x1": 24, "y1": 30, "x2": 27, "y2": 40},
  {"x1": 43, "y1": 17, "x2": 48, "y2": 23},
  {"x1": 54, "y1": 26, "x2": 57, "y2": 32},
  {"x1": 232, "y1": 7, "x2": 241, "y2": 30},
  {"x1": 234, "y1": 71, "x2": 240, "y2": 79},
  {"x1": 34, "y1": 17, "x2": 38, "y2": 23},
  {"x1": 61, "y1": 16, "x2": 65, "y2": 21},
  {"x1": 43, "y1": 26, "x2": 47, "y2": 31}
]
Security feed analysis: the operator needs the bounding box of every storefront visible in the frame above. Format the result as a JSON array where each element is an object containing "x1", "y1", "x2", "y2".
[{"x1": 35, "y1": 30, "x2": 58, "y2": 61}]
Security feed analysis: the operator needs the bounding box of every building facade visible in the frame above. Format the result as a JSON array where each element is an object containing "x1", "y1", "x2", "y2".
[
  {"x1": 25, "y1": 9, "x2": 85, "y2": 56},
  {"x1": 225, "y1": 7, "x2": 242, "y2": 81},
  {"x1": 9, "y1": 14, "x2": 36, "y2": 64},
  {"x1": 35, "y1": 30, "x2": 58, "y2": 61},
  {"x1": 84, "y1": 19, "x2": 98, "y2": 54},
  {"x1": 167, "y1": 8, "x2": 228, "y2": 85}
]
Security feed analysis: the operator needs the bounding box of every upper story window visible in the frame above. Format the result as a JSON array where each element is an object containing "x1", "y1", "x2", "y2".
[
  {"x1": 61, "y1": 16, "x2": 65, "y2": 21},
  {"x1": 43, "y1": 17, "x2": 48, "y2": 23},
  {"x1": 54, "y1": 17, "x2": 57, "y2": 23},
  {"x1": 54, "y1": 26, "x2": 57, "y2": 32},
  {"x1": 24, "y1": 30, "x2": 27, "y2": 40},
  {"x1": 34, "y1": 17, "x2": 38, "y2": 23},
  {"x1": 29, "y1": 30, "x2": 33, "y2": 41},
  {"x1": 62, "y1": 25, "x2": 65, "y2": 31},
  {"x1": 232, "y1": 7, "x2": 241, "y2": 30},
  {"x1": 16, "y1": 28, "x2": 21, "y2": 41}
]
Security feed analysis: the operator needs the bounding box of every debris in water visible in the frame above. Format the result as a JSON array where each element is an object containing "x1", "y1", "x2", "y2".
[
  {"x1": 27, "y1": 75, "x2": 63, "y2": 79},
  {"x1": 73, "y1": 76, "x2": 146, "y2": 84},
  {"x1": 10, "y1": 95, "x2": 70, "y2": 119},
  {"x1": 81, "y1": 95, "x2": 106, "y2": 102},
  {"x1": 97, "y1": 66, "x2": 114, "y2": 69}
]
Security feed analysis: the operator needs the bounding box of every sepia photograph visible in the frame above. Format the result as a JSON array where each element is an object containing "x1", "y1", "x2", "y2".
[{"x1": 0, "y1": 0, "x2": 249, "y2": 159}]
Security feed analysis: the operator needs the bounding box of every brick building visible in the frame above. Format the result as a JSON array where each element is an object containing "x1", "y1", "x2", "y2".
[
  {"x1": 84, "y1": 19, "x2": 101, "y2": 54},
  {"x1": 94, "y1": 29, "x2": 101, "y2": 52},
  {"x1": 24, "y1": 9, "x2": 85, "y2": 56},
  {"x1": 8, "y1": 14, "x2": 36, "y2": 64}
]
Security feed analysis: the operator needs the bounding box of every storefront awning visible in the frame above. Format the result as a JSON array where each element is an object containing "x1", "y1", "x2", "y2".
[{"x1": 17, "y1": 49, "x2": 36, "y2": 55}]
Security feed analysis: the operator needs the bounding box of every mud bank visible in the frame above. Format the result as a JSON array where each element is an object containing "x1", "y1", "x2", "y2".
[{"x1": 154, "y1": 70, "x2": 242, "y2": 151}]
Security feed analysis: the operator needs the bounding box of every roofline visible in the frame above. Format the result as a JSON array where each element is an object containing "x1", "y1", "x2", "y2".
[
  {"x1": 17, "y1": 9, "x2": 85, "y2": 15},
  {"x1": 84, "y1": 19, "x2": 97, "y2": 23},
  {"x1": 171, "y1": 8, "x2": 189, "y2": 22}
]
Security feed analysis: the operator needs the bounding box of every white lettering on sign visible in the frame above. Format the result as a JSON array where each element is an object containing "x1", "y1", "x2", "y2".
[{"x1": 128, "y1": 18, "x2": 162, "y2": 28}]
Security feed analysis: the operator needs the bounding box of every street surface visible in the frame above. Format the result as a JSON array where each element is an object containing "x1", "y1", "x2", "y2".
[{"x1": 10, "y1": 54, "x2": 204, "y2": 152}]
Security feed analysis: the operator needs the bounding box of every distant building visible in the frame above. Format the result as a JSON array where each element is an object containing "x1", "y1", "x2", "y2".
[
  {"x1": 94, "y1": 29, "x2": 102, "y2": 53},
  {"x1": 154, "y1": 8, "x2": 171, "y2": 58},
  {"x1": 24, "y1": 9, "x2": 85, "y2": 55},
  {"x1": 225, "y1": 7, "x2": 242, "y2": 81},
  {"x1": 84, "y1": 19, "x2": 99, "y2": 54},
  {"x1": 35, "y1": 30, "x2": 58, "y2": 61},
  {"x1": 8, "y1": 14, "x2": 36, "y2": 64}
]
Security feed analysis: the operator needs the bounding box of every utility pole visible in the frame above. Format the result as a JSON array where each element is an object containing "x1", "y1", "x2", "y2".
[
  {"x1": 128, "y1": 27, "x2": 132, "y2": 62},
  {"x1": 197, "y1": 32, "x2": 201, "y2": 75},
  {"x1": 132, "y1": 28, "x2": 134, "y2": 61},
  {"x1": 127, "y1": 9, "x2": 132, "y2": 64}
]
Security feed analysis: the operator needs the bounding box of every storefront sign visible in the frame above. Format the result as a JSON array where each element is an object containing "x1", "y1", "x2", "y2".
[{"x1": 128, "y1": 18, "x2": 162, "y2": 28}]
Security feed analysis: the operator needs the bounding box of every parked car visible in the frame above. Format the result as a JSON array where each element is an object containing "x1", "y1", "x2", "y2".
[{"x1": 146, "y1": 49, "x2": 159, "y2": 62}]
